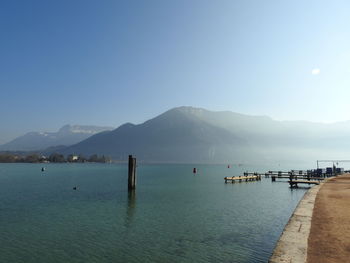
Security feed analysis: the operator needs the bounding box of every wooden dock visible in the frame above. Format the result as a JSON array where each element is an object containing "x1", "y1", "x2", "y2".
[
  {"x1": 223, "y1": 168, "x2": 340, "y2": 186},
  {"x1": 271, "y1": 175, "x2": 324, "y2": 182},
  {"x1": 265, "y1": 171, "x2": 302, "y2": 178},
  {"x1": 289, "y1": 180, "x2": 320, "y2": 188},
  {"x1": 243, "y1": 172, "x2": 264, "y2": 176},
  {"x1": 225, "y1": 174, "x2": 261, "y2": 183}
]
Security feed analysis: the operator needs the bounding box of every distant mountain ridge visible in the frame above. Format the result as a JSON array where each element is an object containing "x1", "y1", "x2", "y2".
[
  {"x1": 59, "y1": 107, "x2": 256, "y2": 163},
  {"x1": 4, "y1": 107, "x2": 350, "y2": 165},
  {"x1": 0, "y1": 125, "x2": 114, "y2": 151},
  {"x1": 58, "y1": 107, "x2": 350, "y2": 165}
]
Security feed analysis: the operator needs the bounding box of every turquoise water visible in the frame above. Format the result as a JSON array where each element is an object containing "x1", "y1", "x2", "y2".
[{"x1": 0, "y1": 163, "x2": 307, "y2": 263}]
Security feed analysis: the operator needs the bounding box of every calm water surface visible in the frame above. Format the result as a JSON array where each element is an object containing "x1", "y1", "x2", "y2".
[{"x1": 0, "y1": 163, "x2": 307, "y2": 263}]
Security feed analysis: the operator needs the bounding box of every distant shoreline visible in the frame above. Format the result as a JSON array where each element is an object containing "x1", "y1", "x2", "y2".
[{"x1": 0, "y1": 153, "x2": 111, "y2": 164}]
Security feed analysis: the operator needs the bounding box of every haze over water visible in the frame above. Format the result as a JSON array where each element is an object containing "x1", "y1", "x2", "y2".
[
  {"x1": 0, "y1": 163, "x2": 307, "y2": 262},
  {"x1": 1, "y1": 1, "x2": 348, "y2": 262}
]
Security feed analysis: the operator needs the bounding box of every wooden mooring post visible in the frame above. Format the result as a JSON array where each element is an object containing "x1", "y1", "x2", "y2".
[{"x1": 128, "y1": 155, "x2": 136, "y2": 190}]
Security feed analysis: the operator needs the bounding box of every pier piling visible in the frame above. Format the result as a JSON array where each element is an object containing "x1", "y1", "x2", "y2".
[{"x1": 128, "y1": 155, "x2": 136, "y2": 190}]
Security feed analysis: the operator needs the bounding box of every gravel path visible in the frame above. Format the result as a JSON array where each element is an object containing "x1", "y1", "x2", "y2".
[{"x1": 307, "y1": 174, "x2": 350, "y2": 263}]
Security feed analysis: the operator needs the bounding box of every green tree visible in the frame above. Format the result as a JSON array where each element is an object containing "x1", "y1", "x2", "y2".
[
  {"x1": 88, "y1": 154, "x2": 99, "y2": 162},
  {"x1": 25, "y1": 154, "x2": 41, "y2": 163},
  {"x1": 49, "y1": 153, "x2": 66, "y2": 163},
  {"x1": 78, "y1": 154, "x2": 86, "y2": 163},
  {"x1": 0, "y1": 154, "x2": 17, "y2": 163}
]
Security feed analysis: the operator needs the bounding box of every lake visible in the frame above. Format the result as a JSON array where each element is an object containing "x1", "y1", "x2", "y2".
[{"x1": 0, "y1": 163, "x2": 307, "y2": 263}]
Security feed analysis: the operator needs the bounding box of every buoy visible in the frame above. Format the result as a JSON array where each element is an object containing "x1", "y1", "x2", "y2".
[
  {"x1": 227, "y1": 165, "x2": 230, "y2": 168},
  {"x1": 41, "y1": 167, "x2": 45, "y2": 172},
  {"x1": 193, "y1": 168, "x2": 197, "y2": 174},
  {"x1": 73, "y1": 186, "x2": 77, "y2": 190}
]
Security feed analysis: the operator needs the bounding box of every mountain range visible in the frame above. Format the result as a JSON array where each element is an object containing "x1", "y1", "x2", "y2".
[
  {"x1": 59, "y1": 107, "x2": 350, "y2": 165},
  {"x1": 60, "y1": 107, "x2": 256, "y2": 163},
  {"x1": 2, "y1": 107, "x2": 350, "y2": 165},
  {"x1": 0, "y1": 125, "x2": 113, "y2": 151}
]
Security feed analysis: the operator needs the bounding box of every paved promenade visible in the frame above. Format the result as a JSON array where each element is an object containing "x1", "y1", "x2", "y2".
[{"x1": 307, "y1": 174, "x2": 350, "y2": 263}]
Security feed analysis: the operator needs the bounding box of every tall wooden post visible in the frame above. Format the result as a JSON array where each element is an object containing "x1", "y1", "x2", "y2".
[
  {"x1": 128, "y1": 155, "x2": 136, "y2": 190},
  {"x1": 289, "y1": 172, "x2": 293, "y2": 188}
]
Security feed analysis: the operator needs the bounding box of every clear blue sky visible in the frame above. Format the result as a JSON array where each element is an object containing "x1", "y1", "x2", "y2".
[{"x1": 1, "y1": 0, "x2": 350, "y2": 143}]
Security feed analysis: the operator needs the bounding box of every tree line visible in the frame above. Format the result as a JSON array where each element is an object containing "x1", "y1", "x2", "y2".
[{"x1": 0, "y1": 153, "x2": 111, "y2": 163}]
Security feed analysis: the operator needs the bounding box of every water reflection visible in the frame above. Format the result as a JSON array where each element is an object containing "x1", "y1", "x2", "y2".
[
  {"x1": 289, "y1": 186, "x2": 312, "y2": 191},
  {"x1": 125, "y1": 190, "x2": 136, "y2": 228}
]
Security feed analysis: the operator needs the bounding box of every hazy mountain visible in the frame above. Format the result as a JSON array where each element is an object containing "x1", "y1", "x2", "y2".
[
  {"x1": 60, "y1": 107, "x2": 259, "y2": 163},
  {"x1": 59, "y1": 107, "x2": 350, "y2": 165},
  {"x1": 0, "y1": 125, "x2": 114, "y2": 151}
]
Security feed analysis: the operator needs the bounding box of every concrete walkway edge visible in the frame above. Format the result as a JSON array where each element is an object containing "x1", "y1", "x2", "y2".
[{"x1": 269, "y1": 182, "x2": 325, "y2": 263}]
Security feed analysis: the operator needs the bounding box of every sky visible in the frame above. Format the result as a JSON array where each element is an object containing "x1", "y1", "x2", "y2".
[{"x1": 1, "y1": 0, "x2": 350, "y2": 144}]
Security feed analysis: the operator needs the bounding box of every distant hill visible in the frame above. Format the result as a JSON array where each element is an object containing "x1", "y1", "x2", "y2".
[
  {"x1": 59, "y1": 107, "x2": 350, "y2": 165},
  {"x1": 60, "y1": 107, "x2": 259, "y2": 163},
  {"x1": 0, "y1": 125, "x2": 114, "y2": 151}
]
